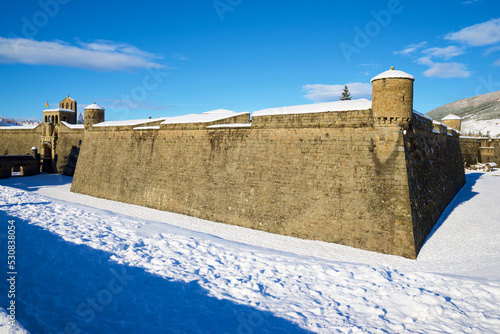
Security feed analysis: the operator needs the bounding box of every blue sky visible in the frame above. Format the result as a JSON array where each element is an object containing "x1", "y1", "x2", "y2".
[{"x1": 1, "y1": 0, "x2": 500, "y2": 122}]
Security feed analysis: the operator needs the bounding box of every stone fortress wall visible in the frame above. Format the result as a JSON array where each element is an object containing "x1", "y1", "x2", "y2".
[
  {"x1": 3, "y1": 68, "x2": 486, "y2": 258},
  {"x1": 0, "y1": 95, "x2": 84, "y2": 175},
  {"x1": 69, "y1": 68, "x2": 466, "y2": 259}
]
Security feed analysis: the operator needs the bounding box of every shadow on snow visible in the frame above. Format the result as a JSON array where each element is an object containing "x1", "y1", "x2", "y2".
[
  {"x1": 0, "y1": 173, "x2": 73, "y2": 192},
  {"x1": 0, "y1": 210, "x2": 311, "y2": 334},
  {"x1": 423, "y1": 172, "x2": 483, "y2": 247}
]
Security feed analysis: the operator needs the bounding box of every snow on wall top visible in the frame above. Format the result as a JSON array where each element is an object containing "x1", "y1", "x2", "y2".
[
  {"x1": 206, "y1": 123, "x2": 252, "y2": 129},
  {"x1": 94, "y1": 118, "x2": 167, "y2": 127},
  {"x1": 133, "y1": 125, "x2": 161, "y2": 130},
  {"x1": 252, "y1": 99, "x2": 372, "y2": 117},
  {"x1": 95, "y1": 110, "x2": 249, "y2": 127},
  {"x1": 43, "y1": 108, "x2": 75, "y2": 113},
  {"x1": 442, "y1": 113, "x2": 462, "y2": 120},
  {"x1": 84, "y1": 103, "x2": 105, "y2": 110},
  {"x1": 61, "y1": 121, "x2": 84, "y2": 129},
  {"x1": 0, "y1": 124, "x2": 39, "y2": 130},
  {"x1": 413, "y1": 110, "x2": 433, "y2": 121},
  {"x1": 370, "y1": 68, "x2": 415, "y2": 83},
  {"x1": 161, "y1": 110, "x2": 249, "y2": 124}
]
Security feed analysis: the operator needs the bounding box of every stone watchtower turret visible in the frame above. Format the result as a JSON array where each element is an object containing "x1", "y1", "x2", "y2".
[
  {"x1": 441, "y1": 114, "x2": 462, "y2": 132},
  {"x1": 84, "y1": 103, "x2": 105, "y2": 130},
  {"x1": 59, "y1": 94, "x2": 77, "y2": 112},
  {"x1": 371, "y1": 67, "x2": 415, "y2": 126}
]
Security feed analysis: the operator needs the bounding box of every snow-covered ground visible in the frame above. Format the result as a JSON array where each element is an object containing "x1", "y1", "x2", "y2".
[{"x1": 1, "y1": 172, "x2": 500, "y2": 333}]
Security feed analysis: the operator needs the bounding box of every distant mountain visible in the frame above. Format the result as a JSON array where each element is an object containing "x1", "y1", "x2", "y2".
[
  {"x1": 0, "y1": 117, "x2": 40, "y2": 126},
  {"x1": 426, "y1": 90, "x2": 500, "y2": 122},
  {"x1": 425, "y1": 91, "x2": 500, "y2": 137},
  {"x1": 0, "y1": 118, "x2": 21, "y2": 126}
]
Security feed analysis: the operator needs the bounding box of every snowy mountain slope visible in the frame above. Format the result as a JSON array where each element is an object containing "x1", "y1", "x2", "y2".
[
  {"x1": 0, "y1": 173, "x2": 500, "y2": 333},
  {"x1": 427, "y1": 90, "x2": 500, "y2": 121},
  {"x1": 426, "y1": 90, "x2": 500, "y2": 136},
  {"x1": 0, "y1": 119, "x2": 18, "y2": 126},
  {"x1": 461, "y1": 119, "x2": 500, "y2": 137}
]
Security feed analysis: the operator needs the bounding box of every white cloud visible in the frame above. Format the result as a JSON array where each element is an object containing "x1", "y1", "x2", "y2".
[
  {"x1": 302, "y1": 83, "x2": 372, "y2": 102},
  {"x1": 417, "y1": 57, "x2": 471, "y2": 78},
  {"x1": 484, "y1": 45, "x2": 500, "y2": 56},
  {"x1": 395, "y1": 43, "x2": 469, "y2": 79},
  {"x1": 445, "y1": 18, "x2": 500, "y2": 46},
  {"x1": 462, "y1": 0, "x2": 482, "y2": 4},
  {"x1": 395, "y1": 19, "x2": 500, "y2": 75},
  {"x1": 0, "y1": 37, "x2": 164, "y2": 71},
  {"x1": 173, "y1": 53, "x2": 188, "y2": 61},
  {"x1": 394, "y1": 42, "x2": 428, "y2": 56},
  {"x1": 422, "y1": 45, "x2": 465, "y2": 60},
  {"x1": 360, "y1": 62, "x2": 380, "y2": 69},
  {"x1": 417, "y1": 56, "x2": 433, "y2": 66}
]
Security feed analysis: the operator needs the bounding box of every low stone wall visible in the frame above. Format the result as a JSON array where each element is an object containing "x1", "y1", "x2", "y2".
[
  {"x1": 162, "y1": 113, "x2": 250, "y2": 130},
  {"x1": 0, "y1": 155, "x2": 40, "y2": 179},
  {"x1": 251, "y1": 110, "x2": 371, "y2": 128},
  {"x1": 460, "y1": 138, "x2": 481, "y2": 166},
  {"x1": 0, "y1": 126, "x2": 42, "y2": 155},
  {"x1": 460, "y1": 137, "x2": 500, "y2": 165}
]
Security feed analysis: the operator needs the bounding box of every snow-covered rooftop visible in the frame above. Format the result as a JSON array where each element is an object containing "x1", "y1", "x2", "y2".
[
  {"x1": 43, "y1": 108, "x2": 75, "y2": 113},
  {"x1": 84, "y1": 103, "x2": 105, "y2": 110},
  {"x1": 370, "y1": 68, "x2": 415, "y2": 83},
  {"x1": 161, "y1": 110, "x2": 248, "y2": 124},
  {"x1": 442, "y1": 113, "x2": 462, "y2": 120},
  {"x1": 252, "y1": 99, "x2": 372, "y2": 117}
]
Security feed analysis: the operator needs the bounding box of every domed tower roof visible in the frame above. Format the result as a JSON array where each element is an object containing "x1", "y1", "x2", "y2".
[
  {"x1": 442, "y1": 113, "x2": 462, "y2": 120},
  {"x1": 371, "y1": 67, "x2": 415, "y2": 83},
  {"x1": 441, "y1": 113, "x2": 462, "y2": 132},
  {"x1": 84, "y1": 102, "x2": 105, "y2": 129},
  {"x1": 84, "y1": 102, "x2": 105, "y2": 110}
]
